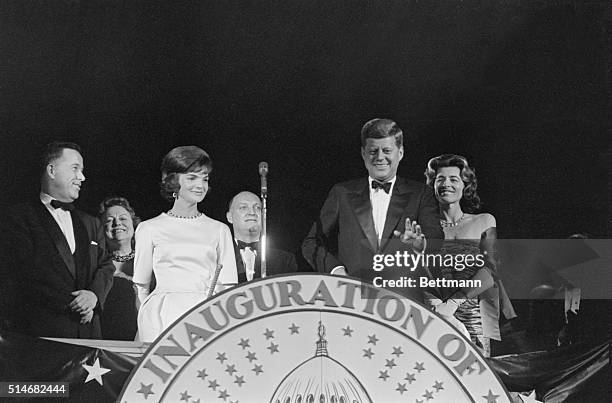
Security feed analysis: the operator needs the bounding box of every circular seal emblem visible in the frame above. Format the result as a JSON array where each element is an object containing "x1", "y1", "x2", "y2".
[{"x1": 119, "y1": 274, "x2": 511, "y2": 403}]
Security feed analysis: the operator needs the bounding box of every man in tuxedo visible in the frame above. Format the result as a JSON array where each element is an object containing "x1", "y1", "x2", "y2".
[
  {"x1": 0, "y1": 142, "x2": 114, "y2": 338},
  {"x1": 226, "y1": 191, "x2": 297, "y2": 283},
  {"x1": 301, "y1": 118, "x2": 443, "y2": 301}
]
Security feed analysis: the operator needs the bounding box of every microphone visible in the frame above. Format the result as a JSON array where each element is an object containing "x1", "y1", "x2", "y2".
[{"x1": 259, "y1": 162, "x2": 268, "y2": 197}]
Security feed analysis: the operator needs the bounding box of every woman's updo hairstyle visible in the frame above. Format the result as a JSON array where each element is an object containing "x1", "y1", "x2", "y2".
[{"x1": 160, "y1": 146, "x2": 212, "y2": 202}]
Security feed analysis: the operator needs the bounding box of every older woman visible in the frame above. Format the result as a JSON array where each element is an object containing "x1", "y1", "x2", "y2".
[
  {"x1": 99, "y1": 196, "x2": 140, "y2": 340},
  {"x1": 133, "y1": 146, "x2": 238, "y2": 342},
  {"x1": 425, "y1": 154, "x2": 516, "y2": 357}
]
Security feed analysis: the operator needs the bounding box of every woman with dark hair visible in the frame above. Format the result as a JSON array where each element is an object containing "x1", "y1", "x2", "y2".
[
  {"x1": 99, "y1": 196, "x2": 140, "y2": 340},
  {"x1": 425, "y1": 154, "x2": 515, "y2": 357},
  {"x1": 133, "y1": 146, "x2": 238, "y2": 342}
]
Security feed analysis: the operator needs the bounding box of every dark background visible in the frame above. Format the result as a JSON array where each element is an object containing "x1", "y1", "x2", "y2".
[{"x1": 2, "y1": 0, "x2": 611, "y2": 264}]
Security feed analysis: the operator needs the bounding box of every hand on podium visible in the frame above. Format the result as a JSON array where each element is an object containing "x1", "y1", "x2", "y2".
[{"x1": 331, "y1": 266, "x2": 347, "y2": 276}]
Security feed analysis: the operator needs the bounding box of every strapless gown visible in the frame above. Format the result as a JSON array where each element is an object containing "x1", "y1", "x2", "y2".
[{"x1": 439, "y1": 239, "x2": 488, "y2": 355}]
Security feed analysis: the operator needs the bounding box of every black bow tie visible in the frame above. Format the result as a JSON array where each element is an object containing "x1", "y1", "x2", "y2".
[
  {"x1": 237, "y1": 240, "x2": 259, "y2": 250},
  {"x1": 50, "y1": 199, "x2": 74, "y2": 211},
  {"x1": 371, "y1": 181, "x2": 392, "y2": 194}
]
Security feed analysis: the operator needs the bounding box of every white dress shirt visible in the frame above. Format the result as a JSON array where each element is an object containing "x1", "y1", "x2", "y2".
[
  {"x1": 40, "y1": 192, "x2": 76, "y2": 253},
  {"x1": 368, "y1": 176, "x2": 396, "y2": 244},
  {"x1": 236, "y1": 239, "x2": 257, "y2": 281}
]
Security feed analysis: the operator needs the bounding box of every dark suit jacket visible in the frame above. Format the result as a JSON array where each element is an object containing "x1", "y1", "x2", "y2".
[
  {"x1": 232, "y1": 241, "x2": 298, "y2": 284},
  {"x1": 0, "y1": 200, "x2": 114, "y2": 338},
  {"x1": 301, "y1": 176, "x2": 443, "y2": 300}
]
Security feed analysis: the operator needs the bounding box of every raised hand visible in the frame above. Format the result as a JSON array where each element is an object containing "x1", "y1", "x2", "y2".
[{"x1": 393, "y1": 217, "x2": 427, "y2": 253}]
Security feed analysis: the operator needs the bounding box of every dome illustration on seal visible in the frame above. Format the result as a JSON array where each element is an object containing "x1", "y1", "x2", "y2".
[{"x1": 269, "y1": 321, "x2": 372, "y2": 403}]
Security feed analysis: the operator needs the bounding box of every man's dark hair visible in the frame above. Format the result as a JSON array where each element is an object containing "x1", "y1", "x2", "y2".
[
  {"x1": 40, "y1": 141, "x2": 83, "y2": 175},
  {"x1": 360, "y1": 118, "x2": 404, "y2": 148}
]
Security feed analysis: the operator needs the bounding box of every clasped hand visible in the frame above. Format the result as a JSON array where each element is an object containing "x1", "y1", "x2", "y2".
[{"x1": 69, "y1": 290, "x2": 98, "y2": 324}]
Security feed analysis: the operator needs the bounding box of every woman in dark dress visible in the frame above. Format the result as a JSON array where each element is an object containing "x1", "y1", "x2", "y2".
[
  {"x1": 98, "y1": 196, "x2": 140, "y2": 340},
  {"x1": 425, "y1": 154, "x2": 516, "y2": 357}
]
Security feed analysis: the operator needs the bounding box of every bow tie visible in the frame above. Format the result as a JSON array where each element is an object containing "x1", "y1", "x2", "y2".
[
  {"x1": 371, "y1": 181, "x2": 392, "y2": 194},
  {"x1": 237, "y1": 240, "x2": 259, "y2": 250},
  {"x1": 50, "y1": 199, "x2": 75, "y2": 211}
]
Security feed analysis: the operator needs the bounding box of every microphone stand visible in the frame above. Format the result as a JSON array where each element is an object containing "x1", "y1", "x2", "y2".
[
  {"x1": 260, "y1": 190, "x2": 267, "y2": 279},
  {"x1": 259, "y1": 161, "x2": 268, "y2": 279}
]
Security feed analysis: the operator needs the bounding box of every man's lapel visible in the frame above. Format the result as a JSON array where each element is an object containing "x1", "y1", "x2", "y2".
[
  {"x1": 35, "y1": 202, "x2": 76, "y2": 278},
  {"x1": 232, "y1": 241, "x2": 248, "y2": 283},
  {"x1": 71, "y1": 211, "x2": 90, "y2": 287},
  {"x1": 380, "y1": 177, "x2": 415, "y2": 251},
  {"x1": 347, "y1": 179, "x2": 378, "y2": 252}
]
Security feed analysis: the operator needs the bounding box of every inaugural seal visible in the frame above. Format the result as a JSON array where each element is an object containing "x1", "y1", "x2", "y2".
[{"x1": 119, "y1": 274, "x2": 511, "y2": 402}]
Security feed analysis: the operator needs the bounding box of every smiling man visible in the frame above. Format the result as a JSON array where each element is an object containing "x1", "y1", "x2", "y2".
[
  {"x1": 301, "y1": 118, "x2": 442, "y2": 301},
  {"x1": 227, "y1": 191, "x2": 297, "y2": 283},
  {"x1": 0, "y1": 141, "x2": 114, "y2": 338}
]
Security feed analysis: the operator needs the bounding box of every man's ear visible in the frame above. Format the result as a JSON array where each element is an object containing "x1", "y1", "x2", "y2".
[
  {"x1": 46, "y1": 164, "x2": 55, "y2": 179},
  {"x1": 226, "y1": 211, "x2": 233, "y2": 224}
]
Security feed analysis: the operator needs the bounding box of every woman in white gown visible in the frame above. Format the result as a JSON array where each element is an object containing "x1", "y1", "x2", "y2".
[{"x1": 133, "y1": 146, "x2": 238, "y2": 342}]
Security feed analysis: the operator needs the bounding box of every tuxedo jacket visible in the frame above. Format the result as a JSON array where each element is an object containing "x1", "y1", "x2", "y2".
[
  {"x1": 301, "y1": 176, "x2": 443, "y2": 300},
  {"x1": 0, "y1": 200, "x2": 114, "y2": 338},
  {"x1": 232, "y1": 241, "x2": 298, "y2": 284}
]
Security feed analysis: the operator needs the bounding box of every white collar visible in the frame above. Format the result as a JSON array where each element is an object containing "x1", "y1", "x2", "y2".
[{"x1": 39, "y1": 191, "x2": 54, "y2": 207}]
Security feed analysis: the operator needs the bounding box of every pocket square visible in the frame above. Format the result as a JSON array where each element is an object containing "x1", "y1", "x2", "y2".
[{"x1": 90, "y1": 241, "x2": 98, "y2": 246}]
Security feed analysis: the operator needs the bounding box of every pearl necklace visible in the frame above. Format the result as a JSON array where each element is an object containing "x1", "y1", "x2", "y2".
[
  {"x1": 167, "y1": 210, "x2": 203, "y2": 219},
  {"x1": 440, "y1": 213, "x2": 465, "y2": 228},
  {"x1": 111, "y1": 250, "x2": 135, "y2": 262}
]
